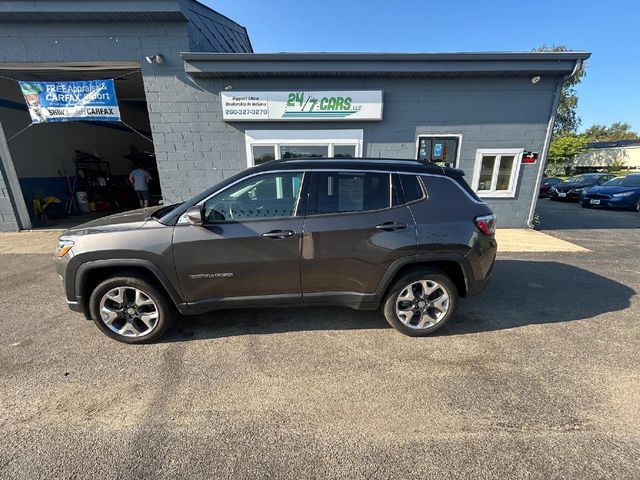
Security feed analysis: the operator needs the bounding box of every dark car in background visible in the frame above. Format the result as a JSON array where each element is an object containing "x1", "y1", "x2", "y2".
[
  {"x1": 579, "y1": 174, "x2": 640, "y2": 211},
  {"x1": 549, "y1": 173, "x2": 615, "y2": 201},
  {"x1": 539, "y1": 177, "x2": 562, "y2": 198},
  {"x1": 55, "y1": 158, "x2": 497, "y2": 343}
]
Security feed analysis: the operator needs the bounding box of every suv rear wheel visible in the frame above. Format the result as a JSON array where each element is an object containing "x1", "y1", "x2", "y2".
[
  {"x1": 382, "y1": 270, "x2": 458, "y2": 336},
  {"x1": 89, "y1": 276, "x2": 174, "y2": 344}
]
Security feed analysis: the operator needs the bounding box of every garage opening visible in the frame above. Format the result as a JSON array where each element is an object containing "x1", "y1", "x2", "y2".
[{"x1": 0, "y1": 63, "x2": 160, "y2": 229}]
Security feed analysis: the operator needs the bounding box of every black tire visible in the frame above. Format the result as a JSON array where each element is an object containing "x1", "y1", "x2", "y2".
[
  {"x1": 581, "y1": 202, "x2": 592, "y2": 208},
  {"x1": 89, "y1": 276, "x2": 174, "y2": 344},
  {"x1": 382, "y1": 270, "x2": 458, "y2": 337},
  {"x1": 634, "y1": 199, "x2": 640, "y2": 212}
]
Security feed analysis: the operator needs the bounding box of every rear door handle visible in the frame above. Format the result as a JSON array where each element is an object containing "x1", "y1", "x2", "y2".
[
  {"x1": 375, "y1": 222, "x2": 407, "y2": 232},
  {"x1": 261, "y1": 229, "x2": 295, "y2": 239}
]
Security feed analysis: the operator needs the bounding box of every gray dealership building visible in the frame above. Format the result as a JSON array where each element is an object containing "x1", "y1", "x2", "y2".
[{"x1": 0, "y1": 0, "x2": 589, "y2": 230}]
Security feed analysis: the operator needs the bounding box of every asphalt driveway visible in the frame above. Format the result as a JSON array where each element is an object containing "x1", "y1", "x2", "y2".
[{"x1": 0, "y1": 202, "x2": 638, "y2": 479}]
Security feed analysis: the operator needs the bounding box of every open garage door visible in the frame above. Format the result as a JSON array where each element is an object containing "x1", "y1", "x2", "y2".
[{"x1": 0, "y1": 62, "x2": 160, "y2": 229}]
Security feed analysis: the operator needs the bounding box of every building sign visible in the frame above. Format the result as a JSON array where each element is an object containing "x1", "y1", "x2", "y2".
[
  {"x1": 19, "y1": 79, "x2": 120, "y2": 124},
  {"x1": 522, "y1": 151, "x2": 539, "y2": 164},
  {"x1": 221, "y1": 91, "x2": 383, "y2": 121}
]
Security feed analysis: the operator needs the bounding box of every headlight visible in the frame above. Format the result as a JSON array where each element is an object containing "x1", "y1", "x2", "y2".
[
  {"x1": 56, "y1": 240, "x2": 75, "y2": 258},
  {"x1": 550, "y1": 186, "x2": 557, "y2": 192},
  {"x1": 572, "y1": 187, "x2": 585, "y2": 192},
  {"x1": 613, "y1": 191, "x2": 634, "y2": 197}
]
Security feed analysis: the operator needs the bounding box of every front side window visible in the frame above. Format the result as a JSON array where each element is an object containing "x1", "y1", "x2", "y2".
[
  {"x1": 309, "y1": 171, "x2": 390, "y2": 215},
  {"x1": 472, "y1": 149, "x2": 523, "y2": 197},
  {"x1": 417, "y1": 136, "x2": 460, "y2": 167},
  {"x1": 203, "y1": 172, "x2": 303, "y2": 222}
]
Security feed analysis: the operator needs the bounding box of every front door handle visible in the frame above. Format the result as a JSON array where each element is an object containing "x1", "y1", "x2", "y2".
[
  {"x1": 261, "y1": 229, "x2": 295, "y2": 239},
  {"x1": 375, "y1": 222, "x2": 407, "y2": 232}
]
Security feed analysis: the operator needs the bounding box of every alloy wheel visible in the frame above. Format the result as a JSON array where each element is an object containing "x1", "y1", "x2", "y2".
[
  {"x1": 98, "y1": 286, "x2": 159, "y2": 338},
  {"x1": 395, "y1": 280, "x2": 450, "y2": 329}
]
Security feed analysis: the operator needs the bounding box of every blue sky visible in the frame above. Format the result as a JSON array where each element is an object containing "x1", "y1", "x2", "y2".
[{"x1": 207, "y1": 0, "x2": 640, "y2": 133}]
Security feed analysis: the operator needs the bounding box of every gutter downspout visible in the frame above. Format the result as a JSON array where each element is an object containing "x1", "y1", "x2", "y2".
[{"x1": 526, "y1": 59, "x2": 583, "y2": 228}]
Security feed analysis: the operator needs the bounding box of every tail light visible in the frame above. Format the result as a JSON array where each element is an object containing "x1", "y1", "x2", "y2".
[{"x1": 474, "y1": 214, "x2": 496, "y2": 236}]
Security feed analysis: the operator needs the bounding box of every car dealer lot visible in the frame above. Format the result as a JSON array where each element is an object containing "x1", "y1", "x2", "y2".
[{"x1": 1, "y1": 201, "x2": 639, "y2": 479}]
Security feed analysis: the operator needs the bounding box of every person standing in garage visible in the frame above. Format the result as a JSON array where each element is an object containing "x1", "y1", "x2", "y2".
[{"x1": 129, "y1": 164, "x2": 152, "y2": 208}]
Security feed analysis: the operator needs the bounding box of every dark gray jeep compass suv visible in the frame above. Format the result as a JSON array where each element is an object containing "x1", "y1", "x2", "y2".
[{"x1": 55, "y1": 158, "x2": 497, "y2": 343}]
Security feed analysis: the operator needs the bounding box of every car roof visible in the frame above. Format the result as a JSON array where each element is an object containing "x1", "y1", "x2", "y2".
[{"x1": 250, "y1": 157, "x2": 464, "y2": 176}]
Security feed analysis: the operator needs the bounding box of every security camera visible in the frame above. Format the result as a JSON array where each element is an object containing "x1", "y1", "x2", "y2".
[
  {"x1": 145, "y1": 54, "x2": 165, "y2": 64},
  {"x1": 531, "y1": 76, "x2": 541, "y2": 84}
]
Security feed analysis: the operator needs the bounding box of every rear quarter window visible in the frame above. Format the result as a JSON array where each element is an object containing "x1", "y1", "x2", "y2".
[{"x1": 421, "y1": 174, "x2": 482, "y2": 204}]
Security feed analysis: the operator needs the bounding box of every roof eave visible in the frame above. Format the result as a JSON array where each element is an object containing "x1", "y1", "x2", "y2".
[
  {"x1": 0, "y1": 0, "x2": 187, "y2": 22},
  {"x1": 180, "y1": 51, "x2": 590, "y2": 78}
]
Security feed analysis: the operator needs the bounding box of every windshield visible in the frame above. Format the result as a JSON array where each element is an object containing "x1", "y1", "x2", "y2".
[
  {"x1": 603, "y1": 176, "x2": 640, "y2": 187},
  {"x1": 565, "y1": 175, "x2": 599, "y2": 184}
]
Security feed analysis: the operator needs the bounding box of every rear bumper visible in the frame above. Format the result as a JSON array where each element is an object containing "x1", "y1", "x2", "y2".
[{"x1": 465, "y1": 253, "x2": 494, "y2": 297}]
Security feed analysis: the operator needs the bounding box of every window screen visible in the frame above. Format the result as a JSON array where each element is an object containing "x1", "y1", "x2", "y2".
[{"x1": 309, "y1": 172, "x2": 390, "y2": 215}]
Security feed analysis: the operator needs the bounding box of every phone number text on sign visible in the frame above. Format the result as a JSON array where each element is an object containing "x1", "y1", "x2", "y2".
[{"x1": 222, "y1": 95, "x2": 269, "y2": 120}]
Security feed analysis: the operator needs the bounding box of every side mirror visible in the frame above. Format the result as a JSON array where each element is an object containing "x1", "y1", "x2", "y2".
[{"x1": 185, "y1": 205, "x2": 204, "y2": 226}]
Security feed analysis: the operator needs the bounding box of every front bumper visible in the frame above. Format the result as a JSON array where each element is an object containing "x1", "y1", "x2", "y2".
[
  {"x1": 66, "y1": 300, "x2": 83, "y2": 313},
  {"x1": 579, "y1": 195, "x2": 635, "y2": 208},
  {"x1": 550, "y1": 190, "x2": 583, "y2": 201},
  {"x1": 55, "y1": 254, "x2": 83, "y2": 313}
]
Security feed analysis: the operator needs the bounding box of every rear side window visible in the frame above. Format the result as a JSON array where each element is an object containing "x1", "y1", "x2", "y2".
[
  {"x1": 308, "y1": 171, "x2": 390, "y2": 215},
  {"x1": 421, "y1": 174, "x2": 482, "y2": 204},
  {"x1": 449, "y1": 174, "x2": 482, "y2": 202},
  {"x1": 399, "y1": 175, "x2": 425, "y2": 203}
]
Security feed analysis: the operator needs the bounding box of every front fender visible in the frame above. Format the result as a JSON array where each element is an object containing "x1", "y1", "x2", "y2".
[{"x1": 72, "y1": 258, "x2": 188, "y2": 317}]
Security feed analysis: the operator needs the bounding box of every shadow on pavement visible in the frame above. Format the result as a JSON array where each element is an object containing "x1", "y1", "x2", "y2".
[
  {"x1": 443, "y1": 259, "x2": 635, "y2": 335},
  {"x1": 163, "y1": 259, "x2": 635, "y2": 342}
]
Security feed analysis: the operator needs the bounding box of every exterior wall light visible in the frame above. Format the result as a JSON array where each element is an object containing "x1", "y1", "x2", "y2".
[{"x1": 145, "y1": 54, "x2": 164, "y2": 64}]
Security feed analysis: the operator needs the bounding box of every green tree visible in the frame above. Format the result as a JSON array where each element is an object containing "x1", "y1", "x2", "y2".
[
  {"x1": 534, "y1": 45, "x2": 586, "y2": 135},
  {"x1": 546, "y1": 133, "x2": 588, "y2": 173},
  {"x1": 584, "y1": 122, "x2": 639, "y2": 142}
]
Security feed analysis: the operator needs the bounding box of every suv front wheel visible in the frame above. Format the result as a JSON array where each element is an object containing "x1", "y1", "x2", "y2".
[
  {"x1": 89, "y1": 276, "x2": 174, "y2": 344},
  {"x1": 382, "y1": 270, "x2": 458, "y2": 336}
]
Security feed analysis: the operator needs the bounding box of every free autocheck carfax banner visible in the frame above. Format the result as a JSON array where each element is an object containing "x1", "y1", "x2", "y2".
[
  {"x1": 221, "y1": 91, "x2": 383, "y2": 121},
  {"x1": 19, "y1": 79, "x2": 120, "y2": 124}
]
